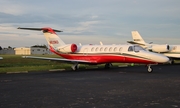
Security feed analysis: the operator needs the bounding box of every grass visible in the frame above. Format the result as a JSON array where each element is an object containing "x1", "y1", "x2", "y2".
[
  {"x1": 0, "y1": 55, "x2": 73, "y2": 73},
  {"x1": 0, "y1": 55, "x2": 129, "y2": 74}
]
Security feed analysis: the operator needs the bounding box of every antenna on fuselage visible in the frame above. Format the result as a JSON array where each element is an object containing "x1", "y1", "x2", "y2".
[{"x1": 100, "y1": 41, "x2": 103, "y2": 45}]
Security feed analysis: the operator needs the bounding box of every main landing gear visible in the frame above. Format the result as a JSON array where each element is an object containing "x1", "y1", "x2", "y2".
[
  {"x1": 71, "y1": 63, "x2": 79, "y2": 70},
  {"x1": 105, "y1": 63, "x2": 113, "y2": 69},
  {"x1": 147, "y1": 65, "x2": 153, "y2": 73},
  {"x1": 169, "y1": 58, "x2": 174, "y2": 64}
]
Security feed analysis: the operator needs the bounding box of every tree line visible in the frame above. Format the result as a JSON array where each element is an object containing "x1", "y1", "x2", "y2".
[{"x1": 0, "y1": 44, "x2": 48, "y2": 50}]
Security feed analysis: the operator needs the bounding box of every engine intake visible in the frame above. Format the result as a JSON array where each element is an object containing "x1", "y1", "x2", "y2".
[
  {"x1": 58, "y1": 44, "x2": 77, "y2": 53},
  {"x1": 151, "y1": 44, "x2": 170, "y2": 53}
]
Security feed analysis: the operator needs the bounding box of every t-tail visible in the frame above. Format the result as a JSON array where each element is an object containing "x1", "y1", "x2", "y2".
[
  {"x1": 131, "y1": 31, "x2": 146, "y2": 45},
  {"x1": 18, "y1": 27, "x2": 78, "y2": 54},
  {"x1": 127, "y1": 31, "x2": 147, "y2": 46}
]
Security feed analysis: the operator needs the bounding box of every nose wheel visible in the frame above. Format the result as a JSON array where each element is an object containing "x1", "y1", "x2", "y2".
[{"x1": 147, "y1": 65, "x2": 153, "y2": 73}]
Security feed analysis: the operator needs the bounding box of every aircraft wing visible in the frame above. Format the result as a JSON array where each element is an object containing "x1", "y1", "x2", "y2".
[{"x1": 22, "y1": 56, "x2": 92, "y2": 64}]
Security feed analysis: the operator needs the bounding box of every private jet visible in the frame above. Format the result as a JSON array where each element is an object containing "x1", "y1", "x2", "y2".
[
  {"x1": 128, "y1": 31, "x2": 180, "y2": 64},
  {"x1": 18, "y1": 27, "x2": 169, "y2": 73}
]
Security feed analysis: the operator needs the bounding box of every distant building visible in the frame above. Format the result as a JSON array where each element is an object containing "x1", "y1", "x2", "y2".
[
  {"x1": 14, "y1": 47, "x2": 52, "y2": 55},
  {"x1": 0, "y1": 48, "x2": 15, "y2": 55}
]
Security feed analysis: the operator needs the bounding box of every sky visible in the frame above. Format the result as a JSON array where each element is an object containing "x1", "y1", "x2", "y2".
[{"x1": 0, "y1": 0, "x2": 180, "y2": 48}]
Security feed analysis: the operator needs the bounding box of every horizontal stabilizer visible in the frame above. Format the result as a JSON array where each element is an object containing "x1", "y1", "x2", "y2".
[
  {"x1": 127, "y1": 41, "x2": 146, "y2": 46},
  {"x1": 17, "y1": 27, "x2": 63, "y2": 32}
]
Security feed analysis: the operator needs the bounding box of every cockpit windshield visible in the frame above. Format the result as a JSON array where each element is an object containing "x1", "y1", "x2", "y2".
[
  {"x1": 128, "y1": 46, "x2": 145, "y2": 52},
  {"x1": 134, "y1": 46, "x2": 145, "y2": 52}
]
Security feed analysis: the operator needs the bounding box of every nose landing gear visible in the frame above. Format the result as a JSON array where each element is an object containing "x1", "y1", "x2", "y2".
[{"x1": 147, "y1": 65, "x2": 153, "y2": 73}]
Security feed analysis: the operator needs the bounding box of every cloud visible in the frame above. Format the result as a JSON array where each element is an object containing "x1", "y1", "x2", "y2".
[
  {"x1": 0, "y1": 24, "x2": 45, "y2": 47},
  {"x1": 91, "y1": 15, "x2": 98, "y2": 19},
  {"x1": 0, "y1": 0, "x2": 180, "y2": 48},
  {"x1": 60, "y1": 34, "x2": 128, "y2": 45},
  {"x1": 61, "y1": 20, "x2": 100, "y2": 34},
  {"x1": 144, "y1": 37, "x2": 180, "y2": 45},
  {"x1": 0, "y1": 1, "x2": 25, "y2": 15}
]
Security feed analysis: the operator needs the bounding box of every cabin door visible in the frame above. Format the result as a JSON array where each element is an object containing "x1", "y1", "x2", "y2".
[{"x1": 83, "y1": 48, "x2": 88, "y2": 56}]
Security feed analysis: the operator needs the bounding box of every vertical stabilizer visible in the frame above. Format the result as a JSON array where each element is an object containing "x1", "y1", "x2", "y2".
[
  {"x1": 42, "y1": 28, "x2": 65, "y2": 49},
  {"x1": 18, "y1": 27, "x2": 65, "y2": 49},
  {"x1": 131, "y1": 31, "x2": 146, "y2": 44}
]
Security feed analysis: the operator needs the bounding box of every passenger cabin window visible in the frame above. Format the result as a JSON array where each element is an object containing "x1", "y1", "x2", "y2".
[
  {"x1": 91, "y1": 47, "x2": 94, "y2": 51},
  {"x1": 114, "y1": 47, "x2": 117, "y2": 51}
]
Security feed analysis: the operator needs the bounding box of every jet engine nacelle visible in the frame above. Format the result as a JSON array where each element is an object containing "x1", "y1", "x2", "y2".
[
  {"x1": 58, "y1": 44, "x2": 77, "y2": 53},
  {"x1": 151, "y1": 44, "x2": 170, "y2": 53}
]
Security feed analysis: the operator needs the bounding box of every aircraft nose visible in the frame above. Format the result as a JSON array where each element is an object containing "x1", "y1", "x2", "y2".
[
  {"x1": 155, "y1": 55, "x2": 169, "y2": 63},
  {"x1": 160, "y1": 56, "x2": 169, "y2": 63},
  {"x1": 141, "y1": 50, "x2": 169, "y2": 63}
]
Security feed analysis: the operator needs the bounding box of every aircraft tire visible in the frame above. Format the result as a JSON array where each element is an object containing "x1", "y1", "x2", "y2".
[
  {"x1": 148, "y1": 67, "x2": 152, "y2": 73},
  {"x1": 169, "y1": 58, "x2": 174, "y2": 64}
]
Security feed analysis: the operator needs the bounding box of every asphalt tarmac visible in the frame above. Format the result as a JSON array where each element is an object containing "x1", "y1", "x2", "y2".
[{"x1": 0, "y1": 64, "x2": 180, "y2": 108}]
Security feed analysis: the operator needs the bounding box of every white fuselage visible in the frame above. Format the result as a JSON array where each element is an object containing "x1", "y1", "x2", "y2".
[{"x1": 53, "y1": 44, "x2": 169, "y2": 64}]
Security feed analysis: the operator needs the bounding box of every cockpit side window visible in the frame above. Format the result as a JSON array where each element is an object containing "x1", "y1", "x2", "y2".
[{"x1": 128, "y1": 46, "x2": 134, "y2": 52}]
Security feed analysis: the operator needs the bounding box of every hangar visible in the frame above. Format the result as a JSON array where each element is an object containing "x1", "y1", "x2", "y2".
[{"x1": 14, "y1": 47, "x2": 50, "y2": 55}]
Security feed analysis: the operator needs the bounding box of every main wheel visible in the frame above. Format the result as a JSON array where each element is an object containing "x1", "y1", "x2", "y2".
[
  {"x1": 72, "y1": 64, "x2": 79, "y2": 70},
  {"x1": 169, "y1": 58, "x2": 174, "y2": 64},
  {"x1": 105, "y1": 63, "x2": 112, "y2": 69}
]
